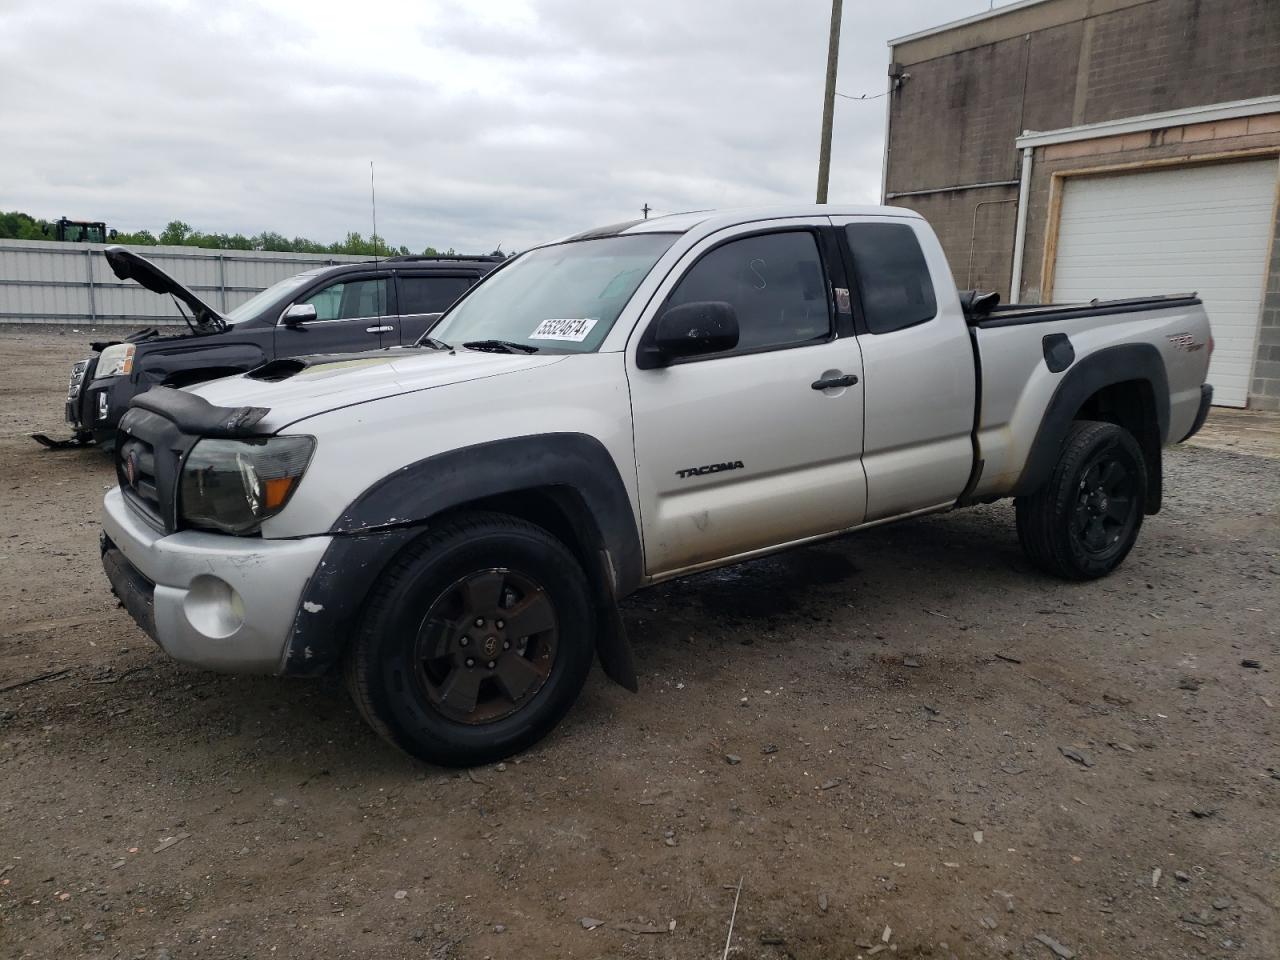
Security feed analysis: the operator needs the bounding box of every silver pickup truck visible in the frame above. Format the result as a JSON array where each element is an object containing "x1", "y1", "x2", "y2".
[{"x1": 99, "y1": 205, "x2": 1214, "y2": 765}]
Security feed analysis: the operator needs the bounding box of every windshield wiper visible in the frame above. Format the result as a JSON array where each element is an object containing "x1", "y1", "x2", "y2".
[
  {"x1": 461, "y1": 339, "x2": 539, "y2": 354},
  {"x1": 416, "y1": 337, "x2": 452, "y2": 350}
]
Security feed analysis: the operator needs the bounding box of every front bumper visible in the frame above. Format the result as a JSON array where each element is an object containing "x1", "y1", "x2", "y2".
[
  {"x1": 64, "y1": 357, "x2": 95, "y2": 431},
  {"x1": 80, "y1": 375, "x2": 132, "y2": 441},
  {"x1": 101, "y1": 487, "x2": 332, "y2": 673}
]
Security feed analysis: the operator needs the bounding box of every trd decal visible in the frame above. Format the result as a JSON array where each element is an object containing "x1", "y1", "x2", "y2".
[
  {"x1": 1166, "y1": 332, "x2": 1204, "y2": 352},
  {"x1": 676, "y1": 460, "x2": 745, "y2": 479}
]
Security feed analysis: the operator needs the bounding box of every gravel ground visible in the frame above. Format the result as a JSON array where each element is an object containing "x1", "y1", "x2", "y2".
[{"x1": 1, "y1": 328, "x2": 1277, "y2": 960}]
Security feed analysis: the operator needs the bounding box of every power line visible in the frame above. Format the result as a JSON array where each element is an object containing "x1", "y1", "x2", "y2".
[{"x1": 836, "y1": 90, "x2": 888, "y2": 101}]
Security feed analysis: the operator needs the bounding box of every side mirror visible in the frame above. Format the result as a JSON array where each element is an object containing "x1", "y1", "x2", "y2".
[
  {"x1": 281, "y1": 303, "x2": 317, "y2": 327},
  {"x1": 641, "y1": 301, "x2": 739, "y2": 367}
]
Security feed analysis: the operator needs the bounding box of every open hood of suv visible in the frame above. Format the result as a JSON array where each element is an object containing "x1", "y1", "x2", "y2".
[{"x1": 104, "y1": 247, "x2": 227, "y2": 333}]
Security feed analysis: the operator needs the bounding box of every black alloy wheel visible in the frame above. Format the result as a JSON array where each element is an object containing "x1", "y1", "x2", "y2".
[
  {"x1": 1069, "y1": 453, "x2": 1140, "y2": 560},
  {"x1": 414, "y1": 568, "x2": 559, "y2": 725},
  {"x1": 345, "y1": 512, "x2": 594, "y2": 766}
]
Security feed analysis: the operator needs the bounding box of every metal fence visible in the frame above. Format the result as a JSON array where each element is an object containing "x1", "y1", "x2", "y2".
[{"x1": 0, "y1": 239, "x2": 369, "y2": 327}]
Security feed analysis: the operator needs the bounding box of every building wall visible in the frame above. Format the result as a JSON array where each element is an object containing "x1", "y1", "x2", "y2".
[
  {"x1": 885, "y1": 0, "x2": 1280, "y2": 407},
  {"x1": 895, "y1": 186, "x2": 1021, "y2": 295},
  {"x1": 1078, "y1": 0, "x2": 1278, "y2": 125},
  {"x1": 1260, "y1": 211, "x2": 1280, "y2": 410},
  {"x1": 886, "y1": 0, "x2": 1280, "y2": 295}
]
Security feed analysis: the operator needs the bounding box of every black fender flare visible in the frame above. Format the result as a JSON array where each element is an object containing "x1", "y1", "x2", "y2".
[
  {"x1": 1012, "y1": 343, "x2": 1169, "y2": 499},
  {"x1": 284, "y1": 433, "x2": 643, "y2": 688}
]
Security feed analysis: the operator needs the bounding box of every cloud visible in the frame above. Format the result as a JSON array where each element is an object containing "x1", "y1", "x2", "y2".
[{"x1": 0, "y1": 0, "x2": 983, "y2": 252}]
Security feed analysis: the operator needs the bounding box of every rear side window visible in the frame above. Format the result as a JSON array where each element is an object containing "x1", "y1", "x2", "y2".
[
  {"x1": 665, "y1": 230, "x2": 831, "y2": 355},
  {"x1": 844, "y1": 223, "x2": 937, "y2": 334},
  {"x1": 400, "y1": 275, "x2": 474, "y2": 315}
]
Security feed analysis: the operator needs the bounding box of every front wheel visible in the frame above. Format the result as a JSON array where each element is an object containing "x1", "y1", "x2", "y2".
[
  {"x1": 1015, "y1": 420, "x2": 1147, "y2": 580},
  {"x1": 345, "y1": 512, "x2": 594, "y2": 766}
]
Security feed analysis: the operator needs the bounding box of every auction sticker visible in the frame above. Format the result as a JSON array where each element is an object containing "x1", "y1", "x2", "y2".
[{"x1": 530, "y1": 317, "x2": 597, "y2": 342}]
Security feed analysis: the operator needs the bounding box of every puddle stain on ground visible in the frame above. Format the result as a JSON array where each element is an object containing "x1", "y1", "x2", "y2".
[{"x1": 638, "y1": 546, "x2": 859, "y2": 624}]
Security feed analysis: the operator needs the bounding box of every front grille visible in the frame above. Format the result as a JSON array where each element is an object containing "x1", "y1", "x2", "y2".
[
  {"x1": 67, "y1": 359, "x2": 90, "y2": 401},
  {"x1": 117, "y1": 433, "x2": 162, "y2": 526},
  {"x1": 114, "y1": 406, "x2": 197, "y2": 533}
]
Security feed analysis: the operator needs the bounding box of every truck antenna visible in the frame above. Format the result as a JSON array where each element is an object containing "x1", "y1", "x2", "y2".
[
  {"x1": 370, "y1": 160, "x2": 386, "y2": 317},
  {"x1": 370, "y1": 161, "x2": 379, "y2": 267}
]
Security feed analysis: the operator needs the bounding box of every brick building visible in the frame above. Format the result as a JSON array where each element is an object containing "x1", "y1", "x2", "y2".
[{"x1": 883, "y1": 0, "x2": 1280, "y2": 408}]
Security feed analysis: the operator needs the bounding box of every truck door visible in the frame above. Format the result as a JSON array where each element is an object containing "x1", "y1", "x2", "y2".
[
  {"x1": 626, "y1": 220, "x2": 867, "y2": 577},
  {"x1": 396, "y1": 273, "x2": 477, "y2": 344},
  {"x1": 829, "y1": 216, "x2": 977, "y2": 521},
  {"x1": 274, "y1": 274, "x2": 394, "y2": 356}
]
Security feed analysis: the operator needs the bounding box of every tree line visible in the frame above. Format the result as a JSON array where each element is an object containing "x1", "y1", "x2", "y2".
[{"x1": 0, "y1": 210, "x2": 498, "y2": 258}]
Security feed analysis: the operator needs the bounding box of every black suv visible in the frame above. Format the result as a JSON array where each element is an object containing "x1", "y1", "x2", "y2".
[{"x1": 38, "y1": 248, "x2": 501, "y2": 450}]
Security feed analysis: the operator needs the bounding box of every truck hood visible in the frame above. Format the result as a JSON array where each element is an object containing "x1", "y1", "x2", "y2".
[{"x1": 189, "y1": 348, "x2": 566, "y2": 429}]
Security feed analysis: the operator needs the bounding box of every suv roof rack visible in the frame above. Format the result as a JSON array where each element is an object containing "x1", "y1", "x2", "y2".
[{"x1": 384, "y1": 254, "x2": 507, "y2": 263}]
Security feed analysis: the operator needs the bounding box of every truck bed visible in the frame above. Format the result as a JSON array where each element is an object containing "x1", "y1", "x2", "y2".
[
  {"x1": 964, "y1": 292, "x2": 1201, "y2": 328},
  {"x1": 964, "y1": 290, "x2": 1211, "y2": 503}
]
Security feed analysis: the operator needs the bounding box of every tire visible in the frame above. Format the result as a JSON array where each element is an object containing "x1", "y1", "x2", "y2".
[
  {"x1": 93, "y1": 428, "x2": 117, "y2": 454},
  {"x1": 344, "y1": 511, "x2": 594, "y2": 766},
  {"x1": 1015, "y1": 420, "x2": 1147, "y2": 581}
]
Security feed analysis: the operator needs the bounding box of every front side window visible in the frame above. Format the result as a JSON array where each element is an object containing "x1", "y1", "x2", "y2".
[
  {"x1": 429, "y1": 234, "x2": 677, "y2": 353},
  {"x1": 225, "y1": 271, "x2": 318, "y2": 324},
  {"x1": 295, "y1": 278, "x2": 389, "y2": 322},
  {"x1": 844, "y1": 222, "x2": 937, "y2": 334},
  {"x1": 664, "y1": 230, "x2": 831, "y2": 354},
  {"x1": 400, "y1": 275, "x2": 474, "y2": 315}
]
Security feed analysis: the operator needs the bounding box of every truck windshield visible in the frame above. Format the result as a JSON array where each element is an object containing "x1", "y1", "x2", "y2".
[
  {"x1": 428, "y1": 234, "x2": 678, "y2": 352},
  {"x1": 225, "y1": 272, "x2": 318, "y2": 325}
]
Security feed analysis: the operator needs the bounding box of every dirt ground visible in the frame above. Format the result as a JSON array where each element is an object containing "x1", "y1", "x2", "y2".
[{"x1": 1, "y1": 327, "x2": 1277, "y2": 960}]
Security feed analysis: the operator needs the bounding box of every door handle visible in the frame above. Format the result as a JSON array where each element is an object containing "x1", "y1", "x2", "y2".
[
  {"x1": 811, "y1": 373, "x2": 859, "y2": 390},
  {"x1": 366, "y1": 325, "x2": 394, "y2": 334}
]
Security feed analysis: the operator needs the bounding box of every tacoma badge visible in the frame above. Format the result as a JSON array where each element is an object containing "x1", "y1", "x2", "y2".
[{"x1": 676, "y1": 460, "x2": 745, "y2": 479}]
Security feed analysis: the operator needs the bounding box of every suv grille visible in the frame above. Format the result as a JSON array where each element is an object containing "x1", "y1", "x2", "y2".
[{"x1": 68, "y1": 359, "x2": 90, "y2": 401}]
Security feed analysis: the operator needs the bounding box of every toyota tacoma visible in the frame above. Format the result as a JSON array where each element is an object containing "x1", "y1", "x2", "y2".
[{"x1": 98, "y1": 206, "x2": 1214, "y2": 766}]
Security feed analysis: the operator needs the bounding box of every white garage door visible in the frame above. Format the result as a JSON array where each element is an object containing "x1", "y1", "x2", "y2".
[{"x1": 1052, "y1": 159, "x2": 1278, "y2": 407}]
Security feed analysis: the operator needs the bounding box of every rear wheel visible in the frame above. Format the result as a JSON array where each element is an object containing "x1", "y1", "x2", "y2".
[
  {"x1": 1015, "y1": 420, "x2": 1146, "y2": 580},
  {"x1": 345, "y1": 512, "x2": 594, "y2": 766}
]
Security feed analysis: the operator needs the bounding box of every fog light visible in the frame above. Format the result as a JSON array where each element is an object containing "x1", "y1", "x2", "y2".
[
  {"x1": 183, "y1": 575, "x2": 246, "y2": 639},
  {"x1": 98, "y1": 391, "x2": 110, "y2": 420}
]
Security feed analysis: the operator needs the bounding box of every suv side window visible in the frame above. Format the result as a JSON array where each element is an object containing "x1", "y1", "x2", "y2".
[
  {"x1": 400, "y1": 275, "x2": 474, "y2": 315},
  {"x1": 664, "y1": 230, "x2": 831, "y2": 355},
  {"x1": 296, "y1": 278, "x2": 389, "y2": 322},
  {"x1": 844, "y1": 223, "x2": 937, "y2": 334}
]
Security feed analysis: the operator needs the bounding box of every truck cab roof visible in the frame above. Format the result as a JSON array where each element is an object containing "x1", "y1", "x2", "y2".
[{"x1": 561, "y1": 204, "x2": 924, "y2": 243}]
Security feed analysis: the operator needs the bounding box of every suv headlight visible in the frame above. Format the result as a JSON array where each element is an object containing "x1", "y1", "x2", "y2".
[
  {"x1": 96, "y1": 343, "x2": 135, "y2": 378},
  {"x1": 179, "y1": 436, "x2": 315, "y2": 534}
]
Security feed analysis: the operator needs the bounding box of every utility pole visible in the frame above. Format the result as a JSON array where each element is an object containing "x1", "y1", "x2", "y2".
[
  {"x1": 642, "y1": 203, "x2": 651, "y2": 220},
  {"x1": 815, "y1": 0, "x2": 843, "y2": 203}
]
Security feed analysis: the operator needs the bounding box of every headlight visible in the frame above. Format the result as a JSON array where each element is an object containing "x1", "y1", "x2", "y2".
[
  {"x1": 96, "y1": 343, "x2": 135, "y2": 378},
  {"x1": 179, "y1": 436, "x2": 315, "y2": 534}
]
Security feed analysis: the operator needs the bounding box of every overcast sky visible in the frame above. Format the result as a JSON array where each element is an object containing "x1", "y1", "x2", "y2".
[{"x1": 1, "y1": 0, "x2": 1000, "y2": 252}]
